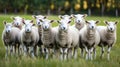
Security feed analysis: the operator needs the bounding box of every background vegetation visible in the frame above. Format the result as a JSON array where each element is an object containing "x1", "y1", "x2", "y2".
[{"x1": 0, "y1": 0, "x2": 120, "y2": 16}]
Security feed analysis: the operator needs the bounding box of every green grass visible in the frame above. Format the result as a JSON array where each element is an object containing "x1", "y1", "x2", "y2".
[{"x1": 0, "y1": 14, "x2": 120, "y2": 67}]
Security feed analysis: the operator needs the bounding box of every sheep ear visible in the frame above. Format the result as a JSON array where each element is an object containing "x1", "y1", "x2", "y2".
[
  {"x1": 22, "y1": 20, "x2": 25, "y2": 24},
  {"x1": 104, "y1": 21, "x2": 109, "y2": 25},
  {"x1": 39, "y1": 19, "x2": 43, "y2": 22},
  {"x1": 68, "y1": 20, "x2": 71, "y2": 24},
  {"x1": 85, "y1": 21, "x2": 89, "y2": 24},
  {"x1": 43, "y1": 16, "x2": 47, "y2": 19},
  {"x1": 114, "y1": 21, "x2": 118, "y2": 25},
  {"x1": 83, "y1": 14, "x2": 87, "y2": 17},
  {"x1": 32, "y1": 24, "x2": 35, "y2": 26},
  {"x1": 69, "y1": 16, "x2": 72, "y2": 19},
  {"x1": 32, "y1": 15, "x2": 36, "y2": 19},
  {"x1": 50, "y1": 20, "x2": 54, "y2": 23},
  {"x1": 95, "y1": 21, "x2": 99, "y2": 24},
  {"x1": 58, "y1": 15, "x2": 63, "y2": 19},
  {"x1": 11, "y1": 16, "x2": 15, "y2": 20},
  {"x1": 72, "y1": 14, "x2": 76, "y2": 18},
  {"x1": 30, "y1": 20, "x2": 33, "y2": 23},
  {"x1": 57, "y1": 20, "x2": 60, "y2": 23},
  {"x1": 3, "y1": 21, "x2": 7, "y2": 25}
]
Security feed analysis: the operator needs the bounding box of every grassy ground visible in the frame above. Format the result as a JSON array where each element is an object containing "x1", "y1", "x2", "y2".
[{"x1": 0, "y1": 14, "x2": 120, "y2": 67}]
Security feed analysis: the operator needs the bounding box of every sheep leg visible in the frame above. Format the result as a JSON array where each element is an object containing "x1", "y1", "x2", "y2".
[
  {"x1": 18, "y1": 44, "x2": 20, "y2": 56},
  {"x1": 64, "y1": 48, "x2": 68, "y2": 60},
  {"x1": 45, "y1": 48, "x2": 49, "y2": 59},
  {"x1": 107, "y1": 46, "x2": 111, "y2": 61},
  {"x1": 23, "y1": 45, "x2": 27, "y2": 57},
  {"x1": 100, "y1": 46, "x2": 105, "y2": 59},
  {"x1": 85, "y1": 47, "x2": 89, "y2": 60},
  {"x1": 60, "y1": 48, "x2": 63, "y2": 60},
  {"x1": 19, "y1": 45, "x2": 23, "y2": 56},
  {"x1": 68, "y1": 48, "x2": 72, "y2": 59},
  {"x1": 10, "y1": 45, "x2": 13, "y2": 56},
  {"x1": 5, "y1": 46, "x2": 8, "y2": 59},
  {"x1": 93, "y1": 48, "x2": 96, "y2": 59},
  {"x1": 34, "y1": 45, "x2": 37, "y2": 57},
  {"x1": 74, "y1": 47, "x2": 78, "y2": 59},
  {"x1": 81, "y1": 48, "x2": 84, "y2": 58},
  {"x1": 90, "y1": 47, "x2": 94, "y2": 60},
  {"x1": 30, "y1": 46, "x2": 35, "y2": 58}
]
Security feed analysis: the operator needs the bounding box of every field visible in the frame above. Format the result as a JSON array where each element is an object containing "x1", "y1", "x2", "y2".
[{"x1": 0, "y1": 14, "x2": 120, "y2": 67}]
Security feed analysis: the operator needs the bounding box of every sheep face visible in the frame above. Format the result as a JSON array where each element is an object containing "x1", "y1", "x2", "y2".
[
  {"x1": 59, "y1": 15, "x2": 72, "y2": 20},
  {"x1": 32, "y1": 15, "x2": 46, "y2": 26},
  {"x1": 23, "y1": 20, "x2": 34, "y2": 33},
  {"x1": 105, "y1": 21, "x2": 118, "y2": 32},
  {"x1": 40, "y1": 19, "x2": 53, "y2": 30},
  {"x1": 86, "y1": 20, "x2": 99, "y2": 30},
  {"x1": 58, "y1": 19, "x2": 71, "y2": 31},
  {"x1": 3, "y1": 21, "x2": 12, "y2": 33},
  {"x1": 72, "y1": 14, "x2": 87, "y2": 24},
  {"x1": 12, "y1": 16, "x2": 23, "y2": 27}
]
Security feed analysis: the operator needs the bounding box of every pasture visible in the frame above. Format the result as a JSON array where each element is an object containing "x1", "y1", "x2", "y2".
[{"x1": 0, "y1": 14, "x2": 120, "y2": 67}]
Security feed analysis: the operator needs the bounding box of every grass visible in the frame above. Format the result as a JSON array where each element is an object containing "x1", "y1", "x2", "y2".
[{"x1": 0, "y1": 14, "x2": 120, "y2": 67}]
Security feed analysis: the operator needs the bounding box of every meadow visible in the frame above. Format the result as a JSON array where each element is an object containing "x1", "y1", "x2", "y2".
[{"x1": 0, "y1": 14, "x2": 120, "y2": 67}]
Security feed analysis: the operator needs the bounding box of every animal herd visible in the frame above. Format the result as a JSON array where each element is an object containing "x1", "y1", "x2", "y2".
[{"x1": 2, "y1": 14, "x2": 118, "y2": 61}]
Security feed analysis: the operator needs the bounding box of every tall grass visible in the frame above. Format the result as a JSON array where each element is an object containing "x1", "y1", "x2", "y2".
[{"x1": 0, "y1": 14, "x2": 120, "y2": 67}]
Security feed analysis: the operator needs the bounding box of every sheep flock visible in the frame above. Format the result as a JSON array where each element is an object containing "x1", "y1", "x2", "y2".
[{"x1": 2, "y1": 14, "x2": 118, "y2": 61}]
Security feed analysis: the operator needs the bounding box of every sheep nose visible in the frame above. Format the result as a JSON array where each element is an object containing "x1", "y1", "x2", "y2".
[
  {"x1": 63, "y1": 27, "x2": 66, "y2": 30},
  {"x1": 110, "y1": 28, "x2": 113, "y2": 30},
  {"x1": 38, "y1": 22, "x2": 40, "y2": 24},
  {"x1": 8, "y1": 30, "x2": 10, "y2": 32},
  {"x1": 92, "y1": 26, "x2": 94, "y2": 29},
  {"x1": 78, "y1": 20, "x2": 80, "y2": 22},
  {"x1": 45, "y1": 26, "x2": 47, "y2": 29},
  {"x1": 17, "y1": 23, "x2": 19, "y2": 25},
  {"x1": 27, "y1": 29, "x2": 29, "y2": 32}
]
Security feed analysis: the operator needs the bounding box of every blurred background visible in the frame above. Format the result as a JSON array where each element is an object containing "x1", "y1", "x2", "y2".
[{"x1": 0, "y1": 0, "x2": 120, "y2": 16}]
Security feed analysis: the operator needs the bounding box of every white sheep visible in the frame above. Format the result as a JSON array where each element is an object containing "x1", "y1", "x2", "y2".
[
  {"x1": 32, "y1": 15, "x2": 47, "y2": 55},
  {"x1": 55, "y1": 18, "x2": 79, "y2": 60},
  {"x1": 79, "y1": 20, "x2": 100, "y2": 60},
  {"x1": 39, "y1": 19, "x2": 55, "y2": 59},
  {"x1": 97, "y1": 21, "x2": 118, "y2": 60},
  {"x1": 20, "y1": 20, "x2": 39, "y2": 58},
  {"x1": 11, "y1": 16, "x2": 24, "y2": 29},
  {"x1": 2, "y1": 21, "x2": 21, "y2": 58},
  {"x1": 71, "y1": 14, "x2": 87, "y2": 30}
]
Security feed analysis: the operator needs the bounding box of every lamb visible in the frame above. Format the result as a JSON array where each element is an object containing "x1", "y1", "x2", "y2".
[
  {"x1": 2, "y1": 21, "x2": 21, "y2": 58},
  {"x1": 20, "y1": 20, "x2": 39, "y2": 58},
  {"x1": 71, "y1": 14, "x2": 87, "y2": 30},
  {"x1": 55, "y1": 18, "x2": 79, "y2": 60},
  {"x1": 39, "y1": 19, "x2": 55, "y2": 59},
  {"x1": 97, "y1": 21, "x2": 118, "y2": 60},
  {"x1": 11, "y1": 16, "x2": 24, "y2": 29},
  {"x1": 79, "y1": 20, "x2": 100, "y2": 60},
  {"x1": 32, "y1": 15, "x2": 47, "y2": 55}
]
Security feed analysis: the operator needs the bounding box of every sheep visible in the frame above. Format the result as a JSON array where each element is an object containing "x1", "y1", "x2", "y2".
[
  {"x1": 58, "y1": 15, "x2": 80, "y2": 59},
  {"x1": 2, "y1": 21, "x2": 21, "y2": 58},
  {"x1": 79, "y1": 20, "x2": 100, "y2": 60},
  {"x1": 39, "y1": 19, "x2": 55, "y2": 59},
  {"x1": 32, "y1": 15, "x2": 47, "y2": 55},
  {"x1": 71, "y1": 14, "x2": 87, "y2": 30},
  {"x1": 11, "y1": 16, "x2": 24, "y2": 30},
  {"x1": 97, "y1": 21, "x2": 118, "y2": 60},
  {"x1": 55, "y1": 18, "x2": 79, "y2": 60},
  {"x1": 20, "y1": 20, "x2": 39, "y2": 58}
]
